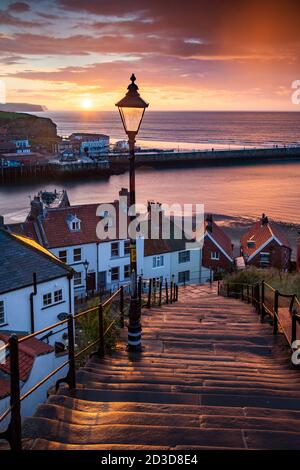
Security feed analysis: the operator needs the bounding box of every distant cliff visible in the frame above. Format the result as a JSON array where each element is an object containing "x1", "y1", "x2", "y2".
[
  {"x1": 0, "y1": 103, "x2": 47, "y2": 112},
  {"x1": 0, "y1": 111, "x2": 59, "y2": 151}
]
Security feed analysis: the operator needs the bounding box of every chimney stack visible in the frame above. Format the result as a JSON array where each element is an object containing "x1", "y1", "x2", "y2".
[
  {"x1": 29, "y1": 196, "x2": 43, "y2": 221},
  {"x1": 261, "y1": 213, "x2": 269, "y2": 226},
  {"x1": 205, "y1": 214, "x2": 213, "y2": 233}
]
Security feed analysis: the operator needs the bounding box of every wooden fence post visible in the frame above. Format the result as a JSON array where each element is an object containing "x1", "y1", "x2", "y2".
[
  {"x1": 165, "y1": 279, "x2": 169, "y2": 304},
  {"x1": 147, "y1": 279, "x2": 152, "y2": 308},
  {"x1": 8, "y1": 335, "x2": 22, "y2": 451},
  {"x1": 159, "y1": 281, "x2": 162, "y2": 306},
  {"x1": 273, "y1": 290, "x2": 279, "y2": 335},
  {"x1": 120, "y1": 285, "x2": 124, "y2": 328},
  {"x1": 261, "y1": 280, "x2": 265, "y2": 322},
  {"x1": 98, "y1": 304, "x2": 105, "y2": 356}
]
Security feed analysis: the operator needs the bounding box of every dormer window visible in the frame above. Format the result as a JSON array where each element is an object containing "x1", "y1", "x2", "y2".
[
  {"x1": 247, "y1": 240, "x2": 255, "y2": 248},
  {"x1": 72, "y1": 220, "x2": 80, "y2": 231},
  {"x1": 66, "y1": 214, "x2": 81, "y2": 232}
]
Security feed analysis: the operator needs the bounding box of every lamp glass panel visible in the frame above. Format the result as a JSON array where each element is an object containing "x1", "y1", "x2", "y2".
[{"x1": 119, "y1": 107, "x2": 144, "y2": 133}]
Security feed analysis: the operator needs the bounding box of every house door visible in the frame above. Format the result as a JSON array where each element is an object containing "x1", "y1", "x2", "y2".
[
  {"x1": 87, "y1": 272, "x2": 96, "y2": 292},
  {"x1": 98, "y1": 271, "x2": 107, "y2": 291}
]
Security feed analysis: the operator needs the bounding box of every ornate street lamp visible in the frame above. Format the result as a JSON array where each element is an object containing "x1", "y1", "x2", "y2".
[{"x1": 116, "y1": 74, "x2": 149, "y2": 351}]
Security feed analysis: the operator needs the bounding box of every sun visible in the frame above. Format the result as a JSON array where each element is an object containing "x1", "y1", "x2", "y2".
[{"x1": 81, "y1": 98, "x2": 93, "y2": 110}]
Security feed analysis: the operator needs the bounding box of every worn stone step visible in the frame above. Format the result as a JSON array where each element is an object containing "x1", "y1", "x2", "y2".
[
  {"x1": 23, "y1": 417, "x2": 246, "y2": 448},
  {"x1": 76, "y1": 381, "x2": 300, "y2": 399},
  {"x1": 35, "y1": 403, "x2": 201, "y2": 427},
  {"x1": 200, "y1": 415, "x2": 300, "y2": 433},
  {"x1": 28, "y1": 439, "x2": 171, "y2": 450},
  {"x1": 48, "y1": 394, "x2": 246, "y2": 416},
  {"x1": 82, "y1": 364, "x2": 300, "y2": 381}
]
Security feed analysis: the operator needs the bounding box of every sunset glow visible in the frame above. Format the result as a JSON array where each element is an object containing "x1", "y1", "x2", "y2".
[
  {"x1": 80, "y1": 98, "x2": 93, "y2": 110},
  {"x1": 0, "y1": 0, "x2": 300, "y2": 111}
]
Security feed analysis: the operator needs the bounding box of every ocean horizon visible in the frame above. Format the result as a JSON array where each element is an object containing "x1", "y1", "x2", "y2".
[{"x1": 37, "y1": 110, "x2": 300, "y2": 151}]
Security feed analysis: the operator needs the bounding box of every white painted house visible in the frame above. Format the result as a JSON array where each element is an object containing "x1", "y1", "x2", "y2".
[
  {"x1": 0, "y1": 224, "x2": 74, "y2": 345},
  {"x1": 8, "y1": 189, "x2": 210, "y2": 300},
  {"x1": 141, "y1": 203, "x2": 211, "y2": 284},
  {"x1": 0, "y1": 224, "x2": 74, "y2": 429}
]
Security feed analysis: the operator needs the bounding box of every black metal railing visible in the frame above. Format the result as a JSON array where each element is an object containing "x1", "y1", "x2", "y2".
[
  {"x1": 218, "y1": 279, "x2": 300, "y2": 350},
  {"x1": 0, "y1": 279, "x2": 179, "y2": 450},
  {"x1": 138, "y1": 277, "x2": 178, "y2": 309}
]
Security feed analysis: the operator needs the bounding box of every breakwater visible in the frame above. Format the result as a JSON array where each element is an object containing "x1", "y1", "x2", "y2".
[{"x1": 1, "y1": 146, "x2": 300, "y2": 184}]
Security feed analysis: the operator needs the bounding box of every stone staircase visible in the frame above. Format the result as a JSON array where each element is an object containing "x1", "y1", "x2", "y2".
[{"x1": 23, "y1": 284, "x2": 300, "y2": 450}]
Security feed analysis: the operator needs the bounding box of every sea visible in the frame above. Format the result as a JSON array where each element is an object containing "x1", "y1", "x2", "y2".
[{"x1": 1, "y1": 111, "x2": 300, "y2": 224}]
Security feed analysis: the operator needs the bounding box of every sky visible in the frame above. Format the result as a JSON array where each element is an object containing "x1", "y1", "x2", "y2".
[{"x1": 1, "y1": 0, "x2": 300, "y2": 111}]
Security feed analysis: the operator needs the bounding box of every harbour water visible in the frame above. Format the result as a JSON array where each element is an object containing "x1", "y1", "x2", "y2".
[{"x1": 1, "y1": 111, "x2": 300, "y2": 224}]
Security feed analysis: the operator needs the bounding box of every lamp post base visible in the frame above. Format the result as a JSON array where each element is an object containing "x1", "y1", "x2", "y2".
[{"x1": 127, "y1": 297, "x2": 142, "y2": 351}]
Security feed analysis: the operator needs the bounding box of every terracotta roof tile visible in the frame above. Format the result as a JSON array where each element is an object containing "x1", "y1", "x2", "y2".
[
  {"x1": 0, "y1": 334, "x2": 53, "y2": 382},
  {"x1": 205, "y1": 221, "x2": 233, "y2": 259},
  {"x1": 0, "y1": 378, "x2": 10, "y2": 399},
  {"x1": 241, "y1": 220, "x2": 290, "y2": 258}
]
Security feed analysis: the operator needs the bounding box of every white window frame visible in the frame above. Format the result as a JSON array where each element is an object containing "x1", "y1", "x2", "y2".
[
  {"x1": 54, "y1": 289, "x2": 63, "y2": 303},
  {"x1": 43, "y1": 292, "x2": 52, "y2": 307},
  {"x1": 153, "y1": 255, "x2": 164, "y2": 268},
  {"x1": 111, "y1": 266, "x2": 119, "y2": 281},
  {"x1": 178, "y1": 250, "x2": 190, "y2": 264},
  {"x1": 73, "y1": 247, "x2": 82, "y2": 263},
  {"x1": 0, "y1": 299, "x2": 6, "y2": 326},
  {"x1": 124, "y1": 264, "x2": 130, "y2": 279},
  {"x1": 111, "y1": 242, "x2": 119, "y2": 258},
  {"x1": 58, "y1": 249, "x2": 67, "y2": 263},
  {"x1": 260, "y1": 252, "x2": 270, "y2": 264},
  {"x1": 211, "y1": 251, "x2": 220, "y2": 260},
  {"x1": 74, "y1": 271, "x2": 83, "y2": 287}
]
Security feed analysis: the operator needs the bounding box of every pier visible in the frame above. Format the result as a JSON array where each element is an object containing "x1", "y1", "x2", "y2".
[{"x1": 1, "y1": 146, "x2": 300, "y2": 184}]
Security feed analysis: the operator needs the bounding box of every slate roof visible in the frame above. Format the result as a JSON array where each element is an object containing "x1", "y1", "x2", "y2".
[
  {"x1": 241, "y1": 220, "x2": 291, "y2": 259},
  {"x1": 0, "y1": 229, "x2": 72, "y2": 294}
]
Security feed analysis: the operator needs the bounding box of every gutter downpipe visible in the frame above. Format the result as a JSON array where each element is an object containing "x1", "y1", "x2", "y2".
[
  {"x1": 68, "y1": 272, "x2": 73, "y2": 315},
  {"x1": 29, "y1": 272, "x2": 37, "y2": 334}
]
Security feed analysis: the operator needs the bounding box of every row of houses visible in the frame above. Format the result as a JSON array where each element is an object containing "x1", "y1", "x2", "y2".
[{"x1": 0, "y1": 188, "x2": 293, "y2": 427}]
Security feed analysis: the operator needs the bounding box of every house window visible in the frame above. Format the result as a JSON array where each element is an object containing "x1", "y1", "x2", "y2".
[
  {"x1": 111, "y1": 242, "x2": 119, "y2": 257},
  {"x1": 111, "y1": 267, "x2": 119, "y2": 281},
  {"x1": 71, "y1": 220, "x2": 80, "y2": 231},
  {"x1": 0, "y1": 300, "x2": 5, "y2": 325},
  {"x1": 178, "y1": 271, "x2": 190, "y2": 283},
  {"x1": 74, "y1": 272, "x2": 82, "y2": 286},
  {"x1": 43, "y1": 293, "x2": 52, "y2": 307},
  {"x1": 260, "y1": 252, "x2": 270, "y2": 265},
  {"x1": 153, "y1": 255, "x2": 164, "y2": 268},
  {"x1": 178, "y1": 250, "x2": 190, "y2": 263},
  {"x1": 124, "y1": 240, "x2": 130, "y2": 255},
  {"x1": 211, "y1": 251, "x2": 220, "y2": 260},
  {"x1": 73, "y1": 248, "x2": 82, "y2": 262},
  {"x1": 58, "y1": 250, "x2": 67, "y2": 263},
  {"x1": 54, "y1": 289, "x2": 63, "y2": 303},
  {"x1": 124, "y1": 264, "x2": 130, "y2": 279}
]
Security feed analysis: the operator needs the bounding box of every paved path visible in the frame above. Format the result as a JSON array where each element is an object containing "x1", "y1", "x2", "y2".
[{"x1": 23, "y1": 284, "x2": 300, "y2": 449}]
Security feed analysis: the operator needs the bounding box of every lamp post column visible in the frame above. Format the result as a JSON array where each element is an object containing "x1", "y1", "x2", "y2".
[{"x1": 128, "y1": 133, "x2": 141, "y2": 351}]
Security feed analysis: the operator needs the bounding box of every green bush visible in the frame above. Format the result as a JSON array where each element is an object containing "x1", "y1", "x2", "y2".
[
  {"x1": 224, "y1": 267, "x2": 300, "y2": 297},
  {"x1": 75, "y1": 296, "x2": 126, "y2": 364}
]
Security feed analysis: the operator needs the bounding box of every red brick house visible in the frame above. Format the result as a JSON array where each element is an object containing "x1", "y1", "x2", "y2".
[
  {"x1": 202, "y1": 214, "x2": 234, "y2": 274},
  {"x1": 240, "y1": 214, "x2": 291, "y2": 271}
]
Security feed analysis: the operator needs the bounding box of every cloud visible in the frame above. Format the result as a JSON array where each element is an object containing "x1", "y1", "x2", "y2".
[{"x1": 8, "y1": 2, "x2": 31, "y2": 13}]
